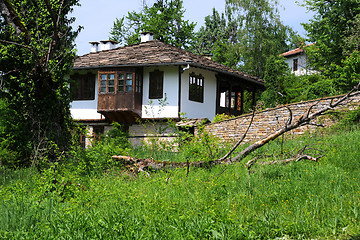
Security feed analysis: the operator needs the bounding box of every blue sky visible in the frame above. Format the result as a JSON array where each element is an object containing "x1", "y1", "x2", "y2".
[{"x1": 72, "y1": 0, "x2": 314, "y2": 56}]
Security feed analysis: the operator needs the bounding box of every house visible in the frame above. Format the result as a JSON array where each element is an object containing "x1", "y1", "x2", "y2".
[
  {"x1": 70, "y1": 32, "x2": 264, "y2": 145},
  {"x1": 280, "y1": 43, "x2": 317, "y2": 76}
]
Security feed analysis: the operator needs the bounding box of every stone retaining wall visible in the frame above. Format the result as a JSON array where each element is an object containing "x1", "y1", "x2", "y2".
[{"x1": 199, "y1": 92, "x2": 360, "y2": 143}]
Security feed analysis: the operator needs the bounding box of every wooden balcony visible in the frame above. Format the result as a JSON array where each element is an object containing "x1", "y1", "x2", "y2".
[
  {"x1": 98, "y1": 92, "x2": 142, "y2": 123},
  {"x1": 97, "y1": 69, "x2": 143, "y2": 124}
]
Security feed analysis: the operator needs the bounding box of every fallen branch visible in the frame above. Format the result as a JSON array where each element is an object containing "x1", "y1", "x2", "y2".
[
  {"x1": 259, "y1": 154, "x2": 325, "y2": 166},
  {"x1": 231, "y1": 82, "x2": 360, "y2": 162},
  {"x1": 112, "y1": 155, "x2": 233, "y2": 174},
  {"x1": 218, "y1": 109, "x2": 256, "y2": 161},
  {"x1": 112, "y1": 82, "x2": 360, "y2": 175}
]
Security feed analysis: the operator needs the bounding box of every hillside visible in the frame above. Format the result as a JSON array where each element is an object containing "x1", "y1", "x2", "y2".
[{"x1": 0, "y1": 125, "x2": 360, "y2": 239}]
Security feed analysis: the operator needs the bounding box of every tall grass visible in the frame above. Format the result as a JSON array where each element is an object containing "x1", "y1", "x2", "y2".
[{"x1": 1, "y1": 125, "x2": 360, "y2": 239}]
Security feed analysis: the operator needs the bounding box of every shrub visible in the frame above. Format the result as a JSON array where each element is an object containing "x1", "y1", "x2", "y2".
[
  {"x1": 84, "y1": 123, "x2": 132, "y2": 173},
  {"x1": 212, "y1": 113, "x2": 236, "y2": 123}
]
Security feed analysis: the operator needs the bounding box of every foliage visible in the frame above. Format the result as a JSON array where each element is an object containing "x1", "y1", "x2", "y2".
[
  {"x1": 335, "y1": 50, "x2": 360, "y2": 93},
  {"x1": 0, "y1": 0, "x2": 81, "y2": 167},
  {"x1": 109, "y1": 0, "x2": 196, "y2": 49},
  {"x1": 179, "y1": 125, "x2": 229, "y2": 162},
  {"x1": 224, "y1": 0, "x2": 298, "y2": 78},
  {"x1": 304, "y1": 78, "x2": 337, "y2": 100},
  {"x1": 261, "y1": 55, "x2": 290, "y2": 107},
  {"x1": 0, "y1": 98, "x2": 22, "y2": 167},
  {"x1": 337, "y1": 106, "x2": 360, "y2": 128},
  {"x1": 1, "y1": 124, "x2": 360, "y2": 238},
  {"x1": 303, "y1": 0, "x2": 360, "y2": 74},
  {"x1": 212, "y1": 113, "x2": 236, "y2": 123},
  {"x1": 192, "y1": 8, "x2": 241, "y2": 68},
  {"x1": 84, "y1": 123, "x2": 131, "y2": 174},
  {"x1": 343, "y1": 14, "x2": 360, "y2": 55}
]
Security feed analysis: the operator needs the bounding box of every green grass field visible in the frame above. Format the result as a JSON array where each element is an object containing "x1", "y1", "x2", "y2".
[{"x1": 0, "y1": 125, "x2": 360, "y2": 239}]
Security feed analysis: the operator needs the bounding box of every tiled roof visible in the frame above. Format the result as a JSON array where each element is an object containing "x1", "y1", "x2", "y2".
[
  {"x1": 74, "y1": 40, "x2": 263, "y2": 85},
  {"x1": 280, "y1": 43, "x2": 315, "y2": 57}
]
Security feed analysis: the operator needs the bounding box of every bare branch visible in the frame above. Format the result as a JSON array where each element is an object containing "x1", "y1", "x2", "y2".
[
  {"x1": 113, "y1": 82, "x2": 360, "y2": 175},
  {"x1": 231, "y1": 83, "x2": 360, "y2": 162},
  {"x1": 306, "y1": 98, "x2": 322, "y2": 119},
  {"x1": 308, "y1": 122, "x2": 325, "y2": 127},
  {"x1": 259, "y1": 155, "x2": 325, "y2": 166},
  {"x1": 0, "y1": 39, "x2": 34, "y2": 51},
  {"x1": 284, "y1": 106, "x2": 293, "y2": 126},
  {"x1": 218, "y1": 109, "x2": 256, "y2": 161}
]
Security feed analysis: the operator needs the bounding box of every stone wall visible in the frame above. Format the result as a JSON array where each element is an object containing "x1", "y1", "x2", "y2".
[{"x1": 199, "y1": 92, "x2": 360, "y2": 143}]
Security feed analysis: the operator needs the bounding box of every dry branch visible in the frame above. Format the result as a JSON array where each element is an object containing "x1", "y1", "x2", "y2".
[
  {"x1": 112, "y1": 82, "x2": 360, "y2": 174},
  {"x1": 231, "y1": 82, "x2": 360, "y2": 162},
  {"x1": 259, "y1": 154, "x2": 324, "y2": 166}
]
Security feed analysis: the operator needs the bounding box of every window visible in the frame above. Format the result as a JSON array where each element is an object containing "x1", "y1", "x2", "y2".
[
  {"x1": 149, "y1": 70, "x2": 163, "y2": 99},
  {"x1": 135, "y1": 72, "x2": 142, "y2": 93},
  {"x1": 189, "y1": 73, "x2": 204, "y2": 103},
  {"x1": 118, "y1": 73, "x2": 133, "y2": 92},
  {"x1": 100, "y1": 73, "x2": 115, "y2": 93},
  {"x1": 71, "y1": 74, "x2": 95, "y2": 100},
  {"x1": 293, "y1": 58, "x2": 298, "y2": 71},
  {"x1": 99, "y1": 71, "x2": 136, "y2": 94}
]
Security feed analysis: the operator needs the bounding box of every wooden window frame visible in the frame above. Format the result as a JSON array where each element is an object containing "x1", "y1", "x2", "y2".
[
  {"x1": 149, "y1": 70, "x2": 163, "y2": 99},
  {"x1": 98, "y1": 71, "x2": 136, "y2": 94},
  {"x1": 71, "y1": 73, "x2": 95, "y2": 100},
  {"x1": 189, "y1": 73, "x2": 204, "y2": 103},
  {"x1": 293, "y1": 58, "x2": 298, "y2": 71},
  {"x1": 99, "y1": 72, "x2": 115, "y2": 93}
]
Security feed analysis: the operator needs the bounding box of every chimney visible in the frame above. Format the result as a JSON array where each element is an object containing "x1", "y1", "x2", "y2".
[
  {"x1": 99, "y1": 40, "x2": 118, "y2": 51},
  {"x1": 89, "y1": 41, "x2": 99, "y2": 53},
  {"x1": 141, "y1": 32, "x2": 154, "y2": 43}
]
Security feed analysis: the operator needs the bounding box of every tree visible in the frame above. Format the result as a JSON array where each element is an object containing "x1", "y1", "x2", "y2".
[
  {"x1": 191, "y1": 8, "x2": 242, "y2": 68},
  {"x1": 225, "y1": 0, "x2": 296, "y2": 78},
  {"x1": 261, "y1": 55, "x2": 289, "y2": 107},
  {"x1": 303, "y1": 0, "x2": 360, "y2": 73},
  {"x1": 109, "y1": 0, "x2": 196, "y2": 49},
  {"x1": 344, "y1": 14, "x2": 360, "y2": 56},
  {"x1": 0, "y1": 0, "x2": 81, "y2": 167}
]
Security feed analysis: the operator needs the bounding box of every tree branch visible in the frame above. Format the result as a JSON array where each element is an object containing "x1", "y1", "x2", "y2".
[
  {"x1": 112, "y1": 82, "x2": 360, "y2": 175},
  {"x1": 218, "y1": 109, "x2": 256, "y2": 161},
  {"x1": 0, "y1": 39, "x2": 34, "y2": 51},
  {"x1": 0, "y1": 0, "x2": 31, "y2": 42}
]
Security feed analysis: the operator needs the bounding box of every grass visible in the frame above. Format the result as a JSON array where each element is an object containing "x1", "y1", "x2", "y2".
[{"x1": 0, "y1": 125, "x2": 360, "y2": 239}]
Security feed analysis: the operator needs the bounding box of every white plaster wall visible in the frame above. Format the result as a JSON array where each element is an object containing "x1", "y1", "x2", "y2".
[
  {"x1": 181, "y1": 67, "x2": 217, "y2": 120},
  {"x1": 142, "y1": 66, "x2": 179, "y2": 118},
  {"x1": 70, "y1": 73, "x2": 104, "y2": 120},
  {"x1": 285, "y1": 54, "x2": 313, "y2": 76}
]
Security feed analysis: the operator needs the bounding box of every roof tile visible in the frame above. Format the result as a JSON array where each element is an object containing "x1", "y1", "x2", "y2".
[{"x1": 74, "y1": 40, "x2": 263, "y2": 85}]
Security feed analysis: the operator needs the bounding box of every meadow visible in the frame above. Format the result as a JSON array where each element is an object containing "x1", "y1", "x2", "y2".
[{"x1": 0, "y1": 123, "x2": 360, "y2": 239}]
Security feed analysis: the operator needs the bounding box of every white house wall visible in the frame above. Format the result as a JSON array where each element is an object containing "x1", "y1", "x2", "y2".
[
  {"x1": 70, "y1": 72, "x2": 103, "y2": 120},
  {"x1": 285, "y1": 54, "x2": 311, "y2": 76},
  {"x1": 181, "y1": 67, "x2": 217, "y2": 120},
  {"x1": 142, "y1": 66, "x2": 180, "y2": 119}
]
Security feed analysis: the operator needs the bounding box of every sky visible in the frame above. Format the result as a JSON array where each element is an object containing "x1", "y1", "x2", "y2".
[{"x1": 71, "y1": 0, "x2": 314, "y2": 56}]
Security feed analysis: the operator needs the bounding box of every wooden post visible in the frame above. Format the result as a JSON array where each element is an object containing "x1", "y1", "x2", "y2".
[
  {"x1": 240, "y1": 88, "x2": 244, "y2": 114},
  {"x1": 252, "y1": 89, "x2": 256, "y2": 108}
]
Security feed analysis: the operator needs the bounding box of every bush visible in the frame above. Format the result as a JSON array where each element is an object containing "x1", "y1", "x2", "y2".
[
  {"x1": 212, "y1": 113, "x2": 236, "y2": 123},
  {"x1": 84, "y1": 123, "x2": 132, "y2": 173},
  {"x1": 304, "y1": 78, "x2": 337, "y2": 100}
]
